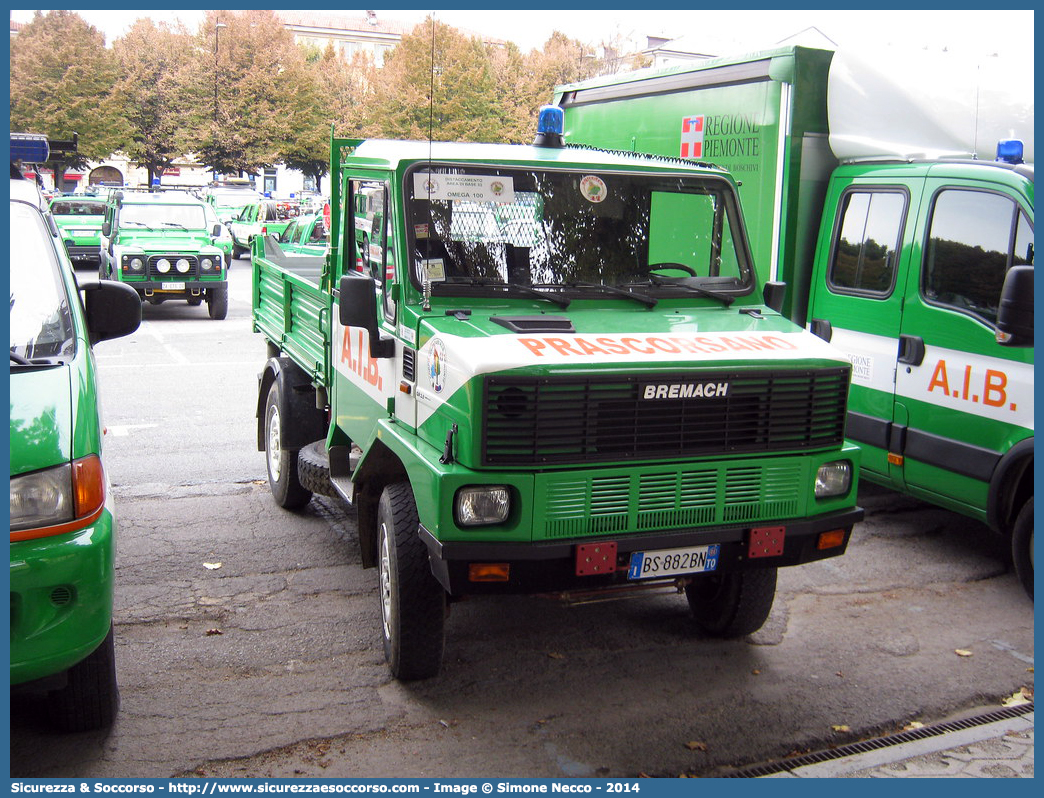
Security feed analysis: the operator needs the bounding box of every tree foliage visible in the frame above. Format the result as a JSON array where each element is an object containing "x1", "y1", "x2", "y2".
[
  {"x1": 10, "y1": 10, "x2": 127, "y2": 183},
  {"x1": 112, "y1": 19, "x2": 198, "y2": 186},
  {"x1": 10, "y1": 10, "x2": 622, "y2": 182}
]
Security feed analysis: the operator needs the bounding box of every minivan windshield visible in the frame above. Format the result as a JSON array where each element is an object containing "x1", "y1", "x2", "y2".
[
  {"x1": 10, "y1": 200, "x2": 75, "y2": 362},
  {"x1": 406, "y1": 164, "x2": 752, "y2": 298}
]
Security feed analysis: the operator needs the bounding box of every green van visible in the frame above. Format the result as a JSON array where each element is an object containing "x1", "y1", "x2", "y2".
[
  {"x1": 10, "y1": 171, "x2": 141, "y2": 730},
  {"x1": 49, "y1": 195, "x2": 106, "y2": 269}
]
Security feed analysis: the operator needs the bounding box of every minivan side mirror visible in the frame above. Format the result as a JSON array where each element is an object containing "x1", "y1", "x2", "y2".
[
  {"x1": 338, "y1": 273, "x2": 395, "y2": 358},
  {"x1": 996, "y1": 265, "x2": 1033, "y2": 347},
  {"x1": 81, "y1": 280, "x2": 142, "y2": 344}
]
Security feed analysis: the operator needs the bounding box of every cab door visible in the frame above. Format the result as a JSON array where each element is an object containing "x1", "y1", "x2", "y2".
[
  {"x1": 892, "y1": 176, "x2": 1034, "y2": 518},
  {"x1": 807, "y1": 174, "x2": 917, "y2": 486},
  {"x1": 330, "y1": 178, "x2": 399, "y2": 447}
]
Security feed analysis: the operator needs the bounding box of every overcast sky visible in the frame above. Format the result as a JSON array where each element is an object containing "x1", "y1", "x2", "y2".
[{"x1": 9, "y1": 7, "x2": 1035, "y2": 59}]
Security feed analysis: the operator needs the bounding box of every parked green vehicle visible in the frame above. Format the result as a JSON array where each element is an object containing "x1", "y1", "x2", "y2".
[
  {"x1": 99, "y1": 189, "x2": 229, "y2": 319},
  {"x1": 271, "y1": 211, "x2": 328, "y2": 256},
  {"x1": 50, "y1": 195, "x2": 106, "y2": 269},
  {"x1": 10, "y1": 165, "x2": 141, "y2": 731},
  {"x1": 252, "y1": 123, "x2": 863, "y2": 680},
  {"x1": 204, "y1": 181, "x2": 261, "y2": 225},
  {"x1": 229, "y1": 199, "x2": 301, "y2": 258}
]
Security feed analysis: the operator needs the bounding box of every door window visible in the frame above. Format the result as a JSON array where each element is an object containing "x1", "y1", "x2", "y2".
[
  {"x1": 922, "y1": 189, "x2": 1028, "y2": 326},
  {"x1": 828, "y1": 190, "x2": 906, "y2": 295}
]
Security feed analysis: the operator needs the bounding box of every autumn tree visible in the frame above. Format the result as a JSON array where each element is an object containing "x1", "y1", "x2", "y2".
[
  {"x1": 361, "y1": 19, "x2": 504, "y2": 142},
  {"x1": 9, "y1": 10, "x2": 127, "y2": 188},
  {"x1": 112, "y1": 19, "x2": 198, "y2": 186},
  {"x1": 192, "y1": 10, "x2": 320, "y2": 178}
]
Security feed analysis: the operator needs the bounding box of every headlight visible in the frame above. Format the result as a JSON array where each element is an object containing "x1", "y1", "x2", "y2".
[
  {"x1": 121, "y1": 254, "x2": 144, "y2": 272},
  {"x1": 156, "y1": 258, "x2": 171, "y2": 273},
  {"x1": 10, "y1": 455, "x2": 106, "y2": 538},
  {"x1": 455, "y1": 486, "x2": 510, "y2": 526},
  {"x1": 200, "y1": 257, "x2": 214, "y2": 271},
  {"x1": 815, "y1": 461, "x2": 852, "y2": 498},
  {"x1": 175, "y1": 258, "x2": 190, "y2": 273}
]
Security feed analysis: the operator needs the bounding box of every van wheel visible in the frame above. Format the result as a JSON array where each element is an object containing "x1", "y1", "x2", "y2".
[
  {"x1": 377, "y1": 482, "x2": 445, "y2": 680},
  {"x1": 207, "y1": 286, "x2": 228, "y2": 320},
  {"x1": 686, "y1": 568, "x2": 777, "y2": 637},
  {"x1": 48, "y1": 625, "x2": 119, "y2": 732},
  {"x1": 1012, "y1": 498, "x2": 1033, "y2": 600},
  {"x1": 264, "y1": 381, "x2": 312, "y2": 510}
]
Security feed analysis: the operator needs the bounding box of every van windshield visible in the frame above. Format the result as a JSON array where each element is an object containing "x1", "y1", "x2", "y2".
[
  {"x1": 10, "y1": 200, "x2": 75, "y2": 363},
  {"x1": 406, "y1": 164, "x2": 752, "y2": 298}
]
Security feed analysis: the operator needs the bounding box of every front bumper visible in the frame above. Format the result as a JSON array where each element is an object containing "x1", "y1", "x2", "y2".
[
  {"x1": 125, "y1": 279, "x2": 227, "y2": 294},
  {"x1": 9, "y1": 512, "x2": 116, "y2": 685},
  {"x1": 420, "y1": 506, "x2": 863, "y2": 595}
]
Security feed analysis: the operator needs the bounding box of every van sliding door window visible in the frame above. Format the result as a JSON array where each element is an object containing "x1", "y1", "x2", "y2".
[
  {"x1": 923, "y1": 189, "x2": 1025, "y2": 326},
  {"x1": 828, "y1": 190, "x2": 906, "y2": 295}
]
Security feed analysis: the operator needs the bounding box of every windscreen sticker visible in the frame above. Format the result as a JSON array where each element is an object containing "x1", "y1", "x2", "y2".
[
  {"x1": 422, "y1": 258, "x2": 446, "y2": 282},
  {"x1": 414, "y1": 223, "x2": 430, "y2": 239},
  {"x1": 413, "y1": 173, "x2": 515, "y2": 203},
  {"x1": 579, "y1": 175, "x2": 608, "y2": 203},
  {"x1": 428, "y1": 338, "x2": 447, "y2": 393}
]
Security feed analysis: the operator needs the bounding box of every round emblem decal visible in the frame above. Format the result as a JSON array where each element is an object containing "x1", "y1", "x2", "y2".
[
  {"x1": 428, "y1": 338, "x2": 447, "y2": 393},
  {"x1": 579, "y1": 175, "x2": 607, "y2": 203}
]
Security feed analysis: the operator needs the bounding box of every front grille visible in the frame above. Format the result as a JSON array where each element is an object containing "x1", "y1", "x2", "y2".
[
  {"x1": 148, "y1": 255, "x2": 199, "y2": 279},
  {"x1": 483, "y1": 368, "x2": 849, "y2": 466},
  {"x1": 539, "y1": 461, "x2": 804, "y2": 538}
]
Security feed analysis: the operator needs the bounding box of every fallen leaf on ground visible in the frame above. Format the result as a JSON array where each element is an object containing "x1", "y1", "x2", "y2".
[
  {"x1": 1002, "y1": 687, "x2": 1032, "y2": 707},
  {"x1": 954, "y1": 648, "x2": 973, "y2": 657},
  {"x1": 203, "y1": 562, "x2": 223, "y2": 570},
  {"x1": 903, "y1": 721, "x2": 925, "y2": 731},
  {"x1": 684, "y1": 741, "x2": 707, "y2": 751},
  {"x1": 206, "y1": 628, "x2": 223, "y2": 636},
  {"x1": 831, "y1": 725, "x2": 850, "y2": 733},
  {"x1": 547, "y1": 651, "x2": 565, "y2": 659}
]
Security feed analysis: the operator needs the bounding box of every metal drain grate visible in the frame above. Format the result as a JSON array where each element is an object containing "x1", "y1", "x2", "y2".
[{"x1": 720, "y1": 702, "x2": 1034, "y2": 778}]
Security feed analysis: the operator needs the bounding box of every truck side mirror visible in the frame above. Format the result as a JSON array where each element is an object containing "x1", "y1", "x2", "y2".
[
  {"x1": 338, "y1": 273, "x2": 395, "y2": 358},
  {"x1": 212, "y1": 223, "x2": 223, "y2": 237},
  {"x1": 996, "y1": 265, "x2": 1033, "y2": 347},
  {"x1": 763, "y1": 281, "x2": 786, "y2": 313},
  {"x1": 101, "y1": 221, "x2": 111, "y2": 237},
  {"x1": 81, "y1": 280, "x2": 141, "y2": 345}
]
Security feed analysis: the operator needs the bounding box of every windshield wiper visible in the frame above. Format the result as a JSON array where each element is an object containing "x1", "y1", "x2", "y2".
[
  {"x1": 644, "y1": 274, "x2": 736, "y2": 306},
  {"x1": 536, "y1": 282, "x2": 658, "y2": 308},
  {"x1": 121, "y1": 220, "x2": 155, "y2": 230},
  {"x1": 443, "y1": 277, "x2": 571, "y2": 308},
  {"x1": 160, "y1": 222, "x2": 188, "y2": 229},
  {"x1": 10, "y1": 351, "x2": 62, "y2": 369}
]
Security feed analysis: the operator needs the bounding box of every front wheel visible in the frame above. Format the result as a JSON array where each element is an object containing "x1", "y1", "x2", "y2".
[
  {"x1": 207, "y1": 285, "x2": 228, "y2": 320},
  {"x1": 264, "y1": 381, "x2": 312, "y2": 510},
  {"x1": 1012, "y1": 498, "x2": 1033, "y2": 600},
  {"x1": 48, "y1": 624, "x2": 119, "y2": 732},
  {"x1": 378, "y1": 482, "x2": 445, "y2": 680},
  {"x1": 686, "y1": 568, "x2": 777, "y2": 637}
]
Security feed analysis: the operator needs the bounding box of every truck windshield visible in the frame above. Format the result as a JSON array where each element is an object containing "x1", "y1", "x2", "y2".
[
  {"x1": 406, "y1": 165, "x2": 752, "y2": 297},
  {"x1": 10, "y1": 200, "x2": 76, "y2": 363},
  {"x1": 121, "y1": 203, "x2": 208, "y2": 230}
]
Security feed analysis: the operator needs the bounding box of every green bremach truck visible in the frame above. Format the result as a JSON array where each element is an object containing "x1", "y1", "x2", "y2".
[
  {"x1": 251, "y1": 117, "x2": 863, "y2": 679},
  {"x1": 556, "y1": 46, "x2": 1034, "y2": 598}
]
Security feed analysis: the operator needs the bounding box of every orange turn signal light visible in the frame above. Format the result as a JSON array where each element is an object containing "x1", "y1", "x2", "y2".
[
  {"x1": 816, "y1": 529, "x2": 846, "y2": 550},
  {"x1": 468, "y1": 563, "x2": 510, "y2": 582}
]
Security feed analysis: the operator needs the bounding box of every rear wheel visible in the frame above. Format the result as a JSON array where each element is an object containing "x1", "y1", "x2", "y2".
[
  {"x1": 686, "y1": 568, "x2": 777, "y2": 637},
  {"x1": 48, "y1": 625, "x2": 119, "y2": 732},
  {"x1": 378, "y1": 482, "x2": 445, "y2": 680},
  {"x1": 1012, "y1": 498, "x2": 1033, "y2": 600},
  {"x1": 264, "y1": 381, "x2": 312, "y2": 510}
]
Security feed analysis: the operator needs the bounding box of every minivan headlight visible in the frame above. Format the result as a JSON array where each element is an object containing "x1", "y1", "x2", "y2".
[
  {"x1": 10, "y1": 455, "x2": 106, "y2": 539},
  {"x1": 455, "y1": 486, "x2": 510, "y2": 526},
  {"x1": 815, "y1": 461, "x2": 852, "y2": 498}
]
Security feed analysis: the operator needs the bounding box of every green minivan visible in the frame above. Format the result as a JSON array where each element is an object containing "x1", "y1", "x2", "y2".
[{"x1": 10, "y1": 171, "x2": 141, "y2": 731}]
